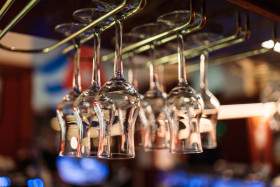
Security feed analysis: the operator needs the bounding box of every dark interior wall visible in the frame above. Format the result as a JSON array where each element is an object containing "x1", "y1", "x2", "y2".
[{"x1": 0, "y1": 64, "x2": 33, "y2": 158}]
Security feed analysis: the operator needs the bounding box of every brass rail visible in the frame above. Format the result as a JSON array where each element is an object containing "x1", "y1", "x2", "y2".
[
  {"x1": 62, "y1": 0, "x2": 146, "y2": 55},
  {"x1": 152, "y1": 10, "x2": 250, "y2": 66},
  {"x1": 101, "y1": 0, "x2": 199, "y2": 62},
  {"x1": 0, "y1": 0, "x2": 146, "y2": 53},
  {"x1": 0, "y1": 0, "x2": 39, "y2": 40},
  {"x1": 185, "y1": 19, "x2": 277, "y2": 73},
  {"x1": 186, "y1": 48, "x2": 271, "y2": 73},
  {"x1": 0, "y1": 0, "x2": 15, "y2": 20}
]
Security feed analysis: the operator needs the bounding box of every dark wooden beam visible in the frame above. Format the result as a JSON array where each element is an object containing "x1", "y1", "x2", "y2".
[{"x1": 227, "y1": 0, "x2": 280, "y2": 22}]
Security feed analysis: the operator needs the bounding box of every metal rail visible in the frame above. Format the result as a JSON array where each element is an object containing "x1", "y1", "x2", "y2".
[
  {"x1": 0, "y1": 0, "x2": 15, "y2": 20},
  {"x1": 0, "y1": 0, "x2": 39, "y2": 40},
  {"x1": 61, "y1": 0, "x2": 147, "y2": 55},
  {"x1": 184, "y1": 18, "x2": 276, "y2": 74},
  {"x1": 152, "y1": 10, "x2": 250, "y2": 66},
  {"x1": 0, "y1": 0, "x2": 146, "y2": 53},
  {"x1": 101, "y1": 0, "x2": 198, "y2": 62}
]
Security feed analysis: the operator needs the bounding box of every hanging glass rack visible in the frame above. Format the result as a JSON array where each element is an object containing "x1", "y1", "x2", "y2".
[
  {"x1": 0, "y1": 0, "x2": 146, "y2": 53},
  {"x1": 0, "y1": 0, "x2": 277, "y2": 69}
]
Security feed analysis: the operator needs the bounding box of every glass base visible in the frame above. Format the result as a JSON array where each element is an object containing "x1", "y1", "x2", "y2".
[
  {"x1": 144, "y1": 147, "x2": 169, "y2": 152},
  {"x1": 170, "y1": 149, "x2": 203, "y2": 154},
  {"x1": 78, "y1": 153, "x2": 98, "y2": 158},
  {"x1": 59, "y1": 151, "x2": 78, "y2": 157},
  {"x1": 98, "y1": 153, "x2": 135, "y2": 160}
]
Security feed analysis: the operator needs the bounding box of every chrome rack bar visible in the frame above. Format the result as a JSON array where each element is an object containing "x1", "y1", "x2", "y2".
[
  {"x1": 185, "y1": 18, "x2": 277, "y2": 73},
  {"x1": 0, "y1": 0, "x2": 146, "y2": 53},
  {"x1": 0, "y1": 0, "x2": 15, "y2": 20},
  {"x1": 62, "y1": 0, "x2": 147, "y2": 55},
  {"x1": 152, "y1": 9, "x2": 248, "y2": 66},
  {"x1": 0, "y1": 0, "x2": 128, "y2": 52},
  {"x1": 186, "y1": 48, "x2": 270, "y2": 73},
  {"x1": 0, "y1": 0, "x2": 39, "y2": 40},
  {"x1": 101, "y1": 0, "x2": 198, "y2": 62},
  {"x1": 119, "y1": 0, "x2": 207, "y2": 61}
]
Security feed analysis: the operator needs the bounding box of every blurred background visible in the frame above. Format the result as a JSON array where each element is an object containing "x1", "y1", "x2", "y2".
[{"x1": 1, "y1": 0, "x2": 280, "y2": 186}]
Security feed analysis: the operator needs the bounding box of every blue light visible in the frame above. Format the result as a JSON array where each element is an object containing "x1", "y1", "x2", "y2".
[
  {"x1": 188, "y1": 175, "x2": 211, "y2": 187},
  {"x1": 27, "y1": 178, "x2": 44, "y2": 187},
  {"x1": 247, "y1": 181, "x2": 266, "y2": 187},
  {"x1": 161, "y1": 170, "x2": 188, "y2": 187},
  {"x1": 213, "y1": 179, "x2": 246, "y2": 187},
  {"x1": 0, "y1": 177, "x2": 11, "y2": 186},
  {"x1": 56, "y1": 156, "x2": 109, "y2": 185}
]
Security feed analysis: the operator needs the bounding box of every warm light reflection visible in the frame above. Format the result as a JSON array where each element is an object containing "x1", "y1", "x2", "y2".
[
  {"x1": 274, "y1": 42, "x2": 280, "y2": 53},
  {"x1": 261, "y1": 40, "x2": 274, "y2": 49},
  {"x1": 199, "y1": 118, "x2": 213, "y2": 133},
  {"x1": 70, "y1": 137, "x2": 78, "y2": 149},
  {"x1": 218, "y1": 102, "x2": 275, "y2": 120},
  {"x1": 50, "y1": 117, "x2": 60, "y2": 131},
  {"x1": 190, "y1": 132, "x2": 200, "y2": 145},
  {"x1": 261, "y1": 39, "x2": 280, "y2": 53}
]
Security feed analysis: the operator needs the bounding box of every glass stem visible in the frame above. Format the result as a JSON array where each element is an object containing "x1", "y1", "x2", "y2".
[
  {"x1": 72, "y1": 39, "x2": 82, "y2": 92},
  {"x1": 113, "y1": 19, "x2": 124, "y2": 78},
  {"x1": 177, "y1": 33, "x2": 187, "y2": 84},
  {"x1": 149, "y1": 45, "x2": 160, "y2": 90},
  {"x1": 200, "y1": 50, "x2": 209, "y2": 93},
  {"x1": 92, "y1": 32, "x2": 101, "y2": 87}
]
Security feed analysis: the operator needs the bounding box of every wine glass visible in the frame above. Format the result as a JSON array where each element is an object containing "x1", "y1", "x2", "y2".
[
  {"x1": 72, "y1": 7, "x2": 114, "y2": 158},
  {"x1": 199, "y1": 51, "x2": 220, "y2": 149},
  {"x1": 55, "y1": 23, "x2": 91, "y2": 157},
  {"x1": 94, "y1": 0, "x2": 144, "y2": 159},
  {"x1": 132, "y1": 23, "x2": 170, "y2": 150},
  {"x1": 188, "y1": 32, "x2": 221, "y2": 149},
  {"x1": 158, "y1": 11, "x2": 204, "y2": 154},
  {"x1": 122, "y1": 33, "x2": 147, "y2": 148},
  {"x1": 92, "y1": 0, "x2": 144, "y2": 19}
]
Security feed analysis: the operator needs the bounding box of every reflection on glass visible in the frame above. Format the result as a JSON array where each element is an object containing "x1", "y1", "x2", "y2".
[
  {"x1": 95, "y1": 0, "x2": 141, "y2": 159},
  {"x1": 158, "y1": 11, "x2": 204, "y2": 153},
  {"x1": 55, "y1": 23, "x2": 90, "y2": 157},
  {"x1": 132, "y1": 23, "x2": 170, "y2": 150},
  {"x1": 199, "y1": 52, "x2": 220, "y2": 149},
  {"x1": 72, "y1": 5, "x2": 113, "y2": 158},
  {"x1": 122, "y1": 33, "x2": 146, "y2": 148}
]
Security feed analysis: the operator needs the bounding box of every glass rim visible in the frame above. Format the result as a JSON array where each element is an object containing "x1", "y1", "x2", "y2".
[
  {"x1": 73, "y1": 7, "x2": 109, "y2": 17},
  {"x1": 54, "y1": 22, "x2": 88, "y2": 34},
  {"x1": 131, "y1": 22, "x2": 168, "y2": 37},
  {"x1": 157, "y1": 10, "x2": 193, "y2": 22},
  {"x1": 157, "y1": 10, "x2": 202, "y2": 28}
]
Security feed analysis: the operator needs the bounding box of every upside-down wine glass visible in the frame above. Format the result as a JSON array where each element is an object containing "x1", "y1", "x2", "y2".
[
  {"x1": 132, "y1": 23, "x2": 170, "y2": 150},
  {"x1": 189, "y1": 32, "x2": 221, "y2": 149},
  {"x1": 72, "y1": 6, "x2": 114, "y2": 158},
  {"x1": 158, "y1": 11, "x2": 204, "y2": 154},
  {"x1": 199, "y1": 51, "x2": 220, "y2": 149},
  {"x1": 95, "y1": 0, "x2": 143, "y2": 159},
  {"x1": 122, "y1": 33, "x2": 147, "y2": 148},
  {"x1": 55, "y1": 23, "x2": 90, "y2": 157}
]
